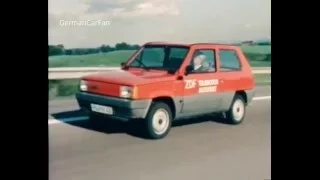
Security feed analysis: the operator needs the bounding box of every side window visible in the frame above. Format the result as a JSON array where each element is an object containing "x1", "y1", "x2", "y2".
[
  {"x1": 219, "y1": 50, "x2": 241, "y2": 71},
  {"x1": 189, "y1": 49, "x2": 216, "y2": 73}
]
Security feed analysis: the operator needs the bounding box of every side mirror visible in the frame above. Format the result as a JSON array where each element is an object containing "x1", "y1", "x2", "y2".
[
  {"x1": 185, "y1": 65, "x2": 193, "y2": 75},
  {"x1": 120, "y1": 62, "x2": 127, "y2": 69}
]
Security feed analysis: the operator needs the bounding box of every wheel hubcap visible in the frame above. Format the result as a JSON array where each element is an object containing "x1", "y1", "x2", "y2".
[
  {"x1": 232, "y1": 99, "x2": 244, "y2": 121},
  {"x1": 152, "y1": 109, "x2": 169, "y2": 135}
]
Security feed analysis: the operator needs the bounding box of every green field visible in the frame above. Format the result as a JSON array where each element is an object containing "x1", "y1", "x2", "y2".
[
  {"x1": 49, "y1": 45, "x2": 271, "y2": 68},
  {"x1": 48, "y1": 74, "x2": 271, "y2": 100},
  {"x1": 49, "y1": 50, "x2": 135, "y2": 67}
]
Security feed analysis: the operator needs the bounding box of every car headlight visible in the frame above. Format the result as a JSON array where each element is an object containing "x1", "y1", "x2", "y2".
[
  {"x1": 80, "y1": 80, "x2": 88, "y2": 91},
  {"x1": 120, "y1": 86, "x2": 136, "y2": 99}
]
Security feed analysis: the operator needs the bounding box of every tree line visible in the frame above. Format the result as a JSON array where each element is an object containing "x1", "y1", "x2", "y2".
[{"x1": 49, "y1": 42, "x2": 141, "y2": 56}]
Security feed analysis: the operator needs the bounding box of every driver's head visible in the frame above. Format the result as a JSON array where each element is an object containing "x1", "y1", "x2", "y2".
[
  {"x1": 202, "y1": 60, "x2": 209, "y2": 67},
  {"x1": 193, "y1": 52, "x2": 205, "y2": 66}
]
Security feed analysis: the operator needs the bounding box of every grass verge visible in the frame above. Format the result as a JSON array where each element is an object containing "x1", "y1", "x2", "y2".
[{"x1": 49, "y1": 74, "x2": 271, "y2": 100}]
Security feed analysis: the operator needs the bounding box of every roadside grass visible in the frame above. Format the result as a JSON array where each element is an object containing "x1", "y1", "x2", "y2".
[
  {"x1": 48, "y1": 74, "x2": 271, "y2": 100},
  {"x1": 49, "y1": 50, "x2": 135, "y2": 67},
  {"x1": 48, "y1": 45, "x2": 271, "y2": 68}
]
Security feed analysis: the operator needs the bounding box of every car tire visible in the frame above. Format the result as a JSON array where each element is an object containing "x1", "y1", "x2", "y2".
[
  {"x1": 145, "y1": 102, "x2": 173, "y2": 139},
  {"x1": 225, "y1": 94, "x2": 246, "y2": 125}
]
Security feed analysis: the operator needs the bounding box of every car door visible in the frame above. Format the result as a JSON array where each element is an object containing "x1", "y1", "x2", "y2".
[{"x1": 181, "y1": 48, "x2": 224, "y2": 116}]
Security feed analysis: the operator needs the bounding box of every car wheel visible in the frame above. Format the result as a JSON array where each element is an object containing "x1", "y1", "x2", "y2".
[
  {"x1": 225, "y1": 94, "x2": 246, "y2": 124},
  {"x1": 145, "y1": 102, "x2": 172, "y2": 139}
]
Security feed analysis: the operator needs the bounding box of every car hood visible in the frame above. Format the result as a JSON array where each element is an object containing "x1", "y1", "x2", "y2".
[{"x1": 82, "y1": 69, "x2": 176, "y2": 86}]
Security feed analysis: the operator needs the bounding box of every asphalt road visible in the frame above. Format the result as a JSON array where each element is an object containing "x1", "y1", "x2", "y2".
[{"x1": 49, "y1": 85, "x2": 271, "y2": 180}]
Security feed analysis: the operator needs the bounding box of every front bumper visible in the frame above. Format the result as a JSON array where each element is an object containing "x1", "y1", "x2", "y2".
[{"x1": 75, "y1": 92, "x2": 151, "y2": 121}]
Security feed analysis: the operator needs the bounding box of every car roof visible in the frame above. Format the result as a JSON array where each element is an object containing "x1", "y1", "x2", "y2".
[{"x1": 144, "y1": 41, "x2": 238, "y2": 48}]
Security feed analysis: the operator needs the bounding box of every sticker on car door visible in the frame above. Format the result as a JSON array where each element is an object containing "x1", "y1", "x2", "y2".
[
  {"x1": 184, "y1": 79, "x2": 197, "y2": 89},
  {"x1": 184, "y1": 79, "x2": 219, "y2": 93},
  {"x1": 198, "y1": 79, "x2": 219, "y2": 93}
]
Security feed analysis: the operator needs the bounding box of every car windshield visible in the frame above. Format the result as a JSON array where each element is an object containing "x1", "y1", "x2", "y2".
[{"x1": 128, "y1": 45, "x2": 190, "y2": 72}]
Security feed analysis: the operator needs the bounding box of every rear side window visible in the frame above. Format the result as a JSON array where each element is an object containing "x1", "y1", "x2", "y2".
[{"x1": 219, "y1": 50, "x2": 241, "y2": 71}]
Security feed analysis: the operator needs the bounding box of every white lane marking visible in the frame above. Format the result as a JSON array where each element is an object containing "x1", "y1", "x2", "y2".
[
  {"x1": 48, "y1": 95, "x2": 271, "y2": 125},
  {"x1": 253, "y1": 96, "x2": 271, "y2": 101}
]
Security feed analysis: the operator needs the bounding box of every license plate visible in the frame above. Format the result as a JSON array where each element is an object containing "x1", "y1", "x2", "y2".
[{"x1": 90, "y1": 104, "x2": 113, "y2": 115}]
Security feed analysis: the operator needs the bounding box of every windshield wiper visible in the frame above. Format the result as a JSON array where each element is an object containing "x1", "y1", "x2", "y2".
[{"x1": 136, "y1": 59, "x2": 149, "y2": 70}]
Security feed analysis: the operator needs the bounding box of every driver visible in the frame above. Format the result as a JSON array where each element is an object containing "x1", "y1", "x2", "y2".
[{"x1": 192, "y1": 52, "x2": 209, "y2": 72}]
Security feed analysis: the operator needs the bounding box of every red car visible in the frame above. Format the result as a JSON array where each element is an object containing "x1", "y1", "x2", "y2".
[{"x1": 76, "y1": 42, "x2": 256, "y2": 139}]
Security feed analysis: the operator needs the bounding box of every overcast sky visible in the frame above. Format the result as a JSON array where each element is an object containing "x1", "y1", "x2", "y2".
[{"x1": 48, "y1": 0, "x2": 271, "y2": 48}]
